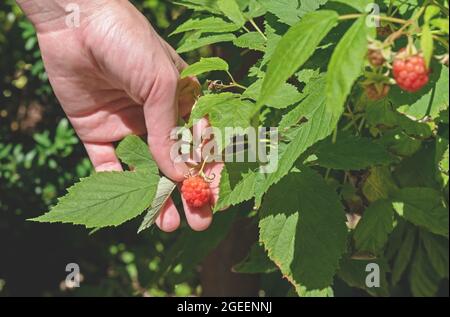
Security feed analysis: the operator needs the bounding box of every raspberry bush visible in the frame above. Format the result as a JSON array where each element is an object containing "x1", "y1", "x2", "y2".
[{"x1": 32, "y1": 0, "x2": 449, "y2": 297}]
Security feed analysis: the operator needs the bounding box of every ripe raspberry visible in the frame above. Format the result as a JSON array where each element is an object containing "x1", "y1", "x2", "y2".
[
  {"x1": 181, "y1": 176, "x2": 211, "y2": 208},
  {"x1": 367, "y1": 49, "x2": 385, "y2": 67},
  {"x1": 393, "y1": 54, "x2": 429, "y2": 92},
  {"x1": 365, "y1": 83, "x2": 390, "y2": 100}
]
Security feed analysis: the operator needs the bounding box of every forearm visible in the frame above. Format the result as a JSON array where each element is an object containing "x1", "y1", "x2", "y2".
[{"x1": 16, "y1": 0, "x2": 112, "y2": 33}]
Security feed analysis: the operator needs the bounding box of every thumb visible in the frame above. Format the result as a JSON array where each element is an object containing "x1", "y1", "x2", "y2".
[{"x1": 143, "y1": 59, "x2": 189, "y2": 182}]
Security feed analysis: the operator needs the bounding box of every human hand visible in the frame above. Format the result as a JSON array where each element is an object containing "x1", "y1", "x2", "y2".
[{"x1": 17, "y1": 0, "x2": 222, "y2": 232}]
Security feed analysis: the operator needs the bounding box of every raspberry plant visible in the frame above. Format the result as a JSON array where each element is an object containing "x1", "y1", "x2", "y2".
[{"x1": 32, "y1": 0, "x2": 449, "y2": 297}]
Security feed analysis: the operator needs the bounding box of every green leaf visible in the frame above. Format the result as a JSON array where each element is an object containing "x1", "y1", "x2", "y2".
[
  {"x1": 171, "y1": 17, "x2": 240, "y2": 35},
  {"x1": 430, "y1": 18, "x2": 449, "y2": 34},
  {"x1": 391, "y1": 66, "x2": 449, "y2": 120},
  {"x1": 313, "y1": 133, "x2": 394, "y2": 170},
  {"x1": 177, "y1": 33, "x2": 236, "y2": 53},
  {"x1": 420, "y1": 231, "x2": 449, "y2": 278},
  {"x1": 173, "y1": 0, "x2": 220, "y2": 13},
  {"x1": 391, "y1": 226, "x2": 416, "y2": 285},
  {"x1": 233, "y1": 243, "x2": 278, "y2": 274},
  {"x1": 259, "y1": 0, "x2": 301, "y2": 25},
  {"x1": 116, "y1": 135, "x2": 158, "y2": 173},
  {"x1": 188, "y1": 93, "x2": 255, "y2": 150},
  {"x1": 421, "y1": 24, "x2": 434, "y2": 68},
  {"x1": 245, "y1": 0, "x2": 267, "y2": 19},
  {"x1": 214, "y1": 166, "x2": 263, "y2": 212},
  {"x1": 362, "y1": 166, "x2": 398, "y2": 202},
  {"x1": 392, "y1": 187, "x2": 449, "y2": 237},
  {"x1": 259, "y1": 168, "x2": 347, "y2": 292},
  {"x1": 137, "y1": 177, "x2": 177, "y2": 233},
  {"x1": 217, "y1": 0, "x2": 246, "y2": 26},
  {"x1": 410, "y1": 244, "x2": 441, "y2": 297},
  {"x1": 354, "y1": 200, "x2": 394, "y2": 255},
  {"x1": 233, "y1": 32, "x2": 266, "y2": 51},
  {"x1": 366, "y1": 99, "x2": 433, "y2": 138},
  {"x1": 181, "y1": 57, "x2": 229, "y2": 78},
  {"x1": 424, "y1": 5, "x2": 440, "y2": 22},
  {"x1": 258, "y1": 77, "x2": 339, "y2": 203},
  {"x1": 30, "y1": 171, "x2": 159, "y2": 228},
  {"x1": 244, "y1": 79, "x2": 303, "y2": 109},
  {"x1": 331, "y1": 0, "x2": 371, "y2": 12},
  {"x1": 257, "y1": 10, "x2": 338, "y2": 109},
  {"x1": 326, "y1": 16, "x2": 375, "y2": 120}
]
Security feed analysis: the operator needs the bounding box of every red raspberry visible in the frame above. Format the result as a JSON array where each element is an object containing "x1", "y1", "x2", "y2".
[
  {"x1": 181, "y1": 176, "x2": 211, "y2": 208},
  {"x1": 393, "y1": 54, "x2": 429, "y2": 92}
]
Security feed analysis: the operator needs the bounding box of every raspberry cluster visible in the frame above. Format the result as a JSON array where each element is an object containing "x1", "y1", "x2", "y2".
[{"x1": 181, "y1": 176, "x2": 211, "y2": 208}]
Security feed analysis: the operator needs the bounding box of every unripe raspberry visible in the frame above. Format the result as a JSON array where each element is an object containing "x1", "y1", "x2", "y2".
[
  {"x1": 181, "y1": 176, "x2": 211, "y2": 208},
  {"x1": 367, "y1": 49, "x2": 385, "y2": 67},
  {"x1": 365, "y1": 83, "x2": 390, "y2": 100},
  {"x1": 393, "y1": 53, "x2": 429, "y2": 92}
]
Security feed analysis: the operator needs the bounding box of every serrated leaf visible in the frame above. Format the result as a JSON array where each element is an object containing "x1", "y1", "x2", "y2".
[
  {"x1": 171, "y1": 17, "x2": 240, "y2": 35},
  {"x1": 257, "y1": 10, "x2": 338, "y2": 109},
  {"x1": 259, "y1": 168, "x2": 347, "y2": 292},
  {"x1": 244, "y1": 79, "x2": 303, "y2": 109},
  {"x1": 354, "y1": 200, "x2": 394, "y2": 255},
  {"x1": 137, "y1": 177, "x2": 177, "y2": 233},
  {"x1": 362, "y1": 166, "x2": 398, "y2": 202},
  {"x1": 233, "y1": 243, "x2": 277, "y2": 274},
  {"x1": 421, "y1": 24, "x2": 434, "y2": 68},
  {"x1": 326, "y1": 16, "x2": 374, "y2": 120},
  {"x1": 31, "y1": 171, "x2": 159, "y2": 228},
  {"x1": 314, "y1": 133, "x2": 394, "y2": 170},
  {"x1": 177, "y1": 33, "x2": 236, "y2": 53},
  {"x1": 392, "y1": 187, "x2": 449, "y2": 237},
  {"x1": 259, "y1": 0, "x2": 301, "y2": 25},
  {"x1": 189, "y1": 93, "x2": 256, "y2": 151},
  {"x1": 116, "y1": 135, "x2": 158, "y2": 173},
  {"x1": 217, "y1": 0, "x2": 246, "y2": 26},
  {"x1": 421, "y1": 231, "x2": 449, "y2": 278},
  {"x1": 257, "y1": 77, "x2": 340, "y2": 204},
  {"x1": 181, "y1": 57, "x2": 229, "y2": 78},
  {"x1": 410, "y1": 244, "x2": 441, "y2": 297},
  {"x1": 214, "y1": 166, "x2": 261, "y2": 212},
  {"x1": 233, "y1": 32, "x2": 266, "y2": 51}
]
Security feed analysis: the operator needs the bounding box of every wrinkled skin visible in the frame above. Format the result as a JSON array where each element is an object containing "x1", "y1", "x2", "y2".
[{"x1": 17, "y1": 0, "x2": 223, "y2": 231}]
